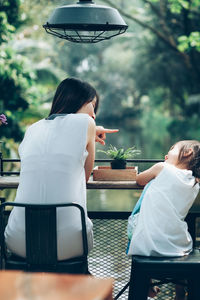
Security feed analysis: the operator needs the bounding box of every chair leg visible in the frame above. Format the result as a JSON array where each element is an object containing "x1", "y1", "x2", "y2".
[
  {"x1": 128, "y1": 263, "x2": 149, "y2": 300},
  {"x1": 188, "y1": 279, "x2": 200, "y2": 300}
]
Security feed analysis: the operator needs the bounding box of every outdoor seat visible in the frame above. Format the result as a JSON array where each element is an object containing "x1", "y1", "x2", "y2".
[
  {"x1": 0, "y1": 202, "x2": 89, "y2": 274},
  {"x1": 128, "y1": 212, "x2": 200, "y2": 300}
]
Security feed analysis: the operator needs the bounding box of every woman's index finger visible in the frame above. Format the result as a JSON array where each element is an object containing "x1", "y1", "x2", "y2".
[{"x1": 103, "y1": 129, "x2": 119, "y2": 133}]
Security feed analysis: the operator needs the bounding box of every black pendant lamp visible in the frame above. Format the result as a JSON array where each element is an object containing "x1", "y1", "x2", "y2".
[{"x1": 43, "y1": 0, "x2": 128, "y2": 43}]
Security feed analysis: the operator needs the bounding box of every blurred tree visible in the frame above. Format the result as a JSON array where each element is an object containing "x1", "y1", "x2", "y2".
[
  {"x1": 0, "y1": 0, "x2": 66, "y2": 147},
  {"x1": 1, "y1": 0, "x2": 199, "y2": 159},
  {"x1": 12, "y1": 0, "x2": 142, "y2": 135},
  {"x1": 0, "y1": 0, "x2": 38, "y2": 141},
  {"x1": 102, "y1": 0, "x2": 200, "y2": 139}
]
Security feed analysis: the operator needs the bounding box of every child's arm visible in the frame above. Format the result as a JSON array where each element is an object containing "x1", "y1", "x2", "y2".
[{"x1": 136, "y1": 162, "x2": 164, "y2": 186}]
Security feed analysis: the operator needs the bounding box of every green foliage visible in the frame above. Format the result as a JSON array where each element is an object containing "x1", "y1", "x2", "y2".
[
  {"x1": 98, "y1": 145, "x2": 141, "y2": 161},
  {"x1": 150, "y1": 0, "x2": 198, "y2": 12},
  {"x1": 168, "y1": 0, "x2": 189, "y2": 13},
  {"x1": 122, "y1": 0, "x2": 200, "y2": 139},
  {"x1": 0, "y1": 0, "x2": 21, "y2": 25},
  {"x1": 148, "y1": 0, "x2": 200, "y2": 52},
  {"x1": 0, "y1": 44, "x2": 37, "y2": 140},
  {"x1": 0, "y1": 12, "x2": 15, "y2": 43},
  {"x1": 0, "y1": 0, "x2": 39, "y2": 142},
  {"x1": 1, "y1": 0, "x2": 200, "y2": 159},
  {"x1": 0, "y1": 46, "x2": 36, "y2": 108},
  {"x1": 178, "y1": 32, "x2": 200, "y2": 52}
]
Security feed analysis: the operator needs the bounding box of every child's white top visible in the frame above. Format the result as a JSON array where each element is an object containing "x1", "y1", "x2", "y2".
[
  {"x1": 5, "y1": 113, "x2": 93, "y2": 260},
  {"x1": 128, "y1": 162, "x2": 199, "y2": 257}
]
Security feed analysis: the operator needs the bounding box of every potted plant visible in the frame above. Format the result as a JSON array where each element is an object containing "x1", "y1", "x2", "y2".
[{"x1": 98, "y1": 145, "x2": 141, "y2": 169}]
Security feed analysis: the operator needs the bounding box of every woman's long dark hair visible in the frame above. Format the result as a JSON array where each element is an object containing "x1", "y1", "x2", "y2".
[{"x1": 48, "y1": 77, "x2": 99, "y2": 116}]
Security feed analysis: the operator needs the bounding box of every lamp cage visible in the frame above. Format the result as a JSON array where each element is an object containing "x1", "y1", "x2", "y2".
[{"x1": 43, "y1": 0, "x2": 128, "y2": 43}]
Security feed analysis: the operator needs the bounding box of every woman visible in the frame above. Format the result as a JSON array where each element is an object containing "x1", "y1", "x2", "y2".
[{"x1": 5, "y1": 77, "x2": 101, "y2": 261}]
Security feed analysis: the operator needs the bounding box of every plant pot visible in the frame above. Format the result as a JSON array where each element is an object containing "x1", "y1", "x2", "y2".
[
  {"x1": 93, "y1": 166, "x2": 138, "y2": 181},
  {"x1": 110, "y1": 159, "x2": 127, "y2": 169}
]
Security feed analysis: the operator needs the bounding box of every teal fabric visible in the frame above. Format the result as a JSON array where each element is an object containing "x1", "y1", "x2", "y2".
[
  {"x1": 130, "y1": 181, "x2": 153, "y2": 216},
  {"x1": 126, "y1": 180, "x2": 153, "y2": 254}
]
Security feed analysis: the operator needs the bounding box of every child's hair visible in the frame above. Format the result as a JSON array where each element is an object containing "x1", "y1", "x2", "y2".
[
  {"x1": 177, "y1": 140, "x2": 200, "y2": 179},
  {"x1": 48, "y1": 77, "x2": 99, "y2": 116}
]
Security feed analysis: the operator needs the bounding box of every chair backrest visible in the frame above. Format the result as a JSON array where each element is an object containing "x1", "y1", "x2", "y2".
[
  {"x1": 0, "y1": 202, "x2": 88, "y2": 268},
  {"x1": 25, "y1": 205, "x2": 57, "y2": 266}
]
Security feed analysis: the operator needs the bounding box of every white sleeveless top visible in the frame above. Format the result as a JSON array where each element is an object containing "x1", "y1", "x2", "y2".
[
  {"x1": 128, "y1": 163, "x2": 199, "y2": 257},
  {"x1": 5, "y1": 113, "x2": 93, "y2": 260}
]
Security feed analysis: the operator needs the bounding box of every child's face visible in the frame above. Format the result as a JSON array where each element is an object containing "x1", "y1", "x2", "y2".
[{"x1": 165, "y1": 143, "x2": 180, "y2": 165}]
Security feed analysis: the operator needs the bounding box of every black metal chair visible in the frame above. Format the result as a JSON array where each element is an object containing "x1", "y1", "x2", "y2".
[
  {"x1": 128, "y1": 212, "x2": 200, "y2": 300},
  {"x1": 0, "y1": 202, "x2": 89, "y2": 274}
]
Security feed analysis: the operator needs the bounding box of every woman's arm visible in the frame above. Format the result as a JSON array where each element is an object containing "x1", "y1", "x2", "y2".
[
  {"x1": 85, "y1": 117, "x2": 96, "y2": 182},
  {"x1": 136, "y1": 162, "x2": 164, "y2": 186}
]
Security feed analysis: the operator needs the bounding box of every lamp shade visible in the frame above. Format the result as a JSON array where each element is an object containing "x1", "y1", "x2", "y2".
[{"x1": 43, "y1": 0, "x2": 128, "y2": 43}]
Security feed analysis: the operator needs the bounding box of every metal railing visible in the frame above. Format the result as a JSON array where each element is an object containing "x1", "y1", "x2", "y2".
[
  {"x1": 0, "y1": 158, "x2": 21, "y2": 176},
  {"x1": 0, "y1": 156, "x2": 163, "y2": 176}
]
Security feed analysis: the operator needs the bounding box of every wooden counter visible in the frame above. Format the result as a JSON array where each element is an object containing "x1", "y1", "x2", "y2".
[
  {"x1": 0, "y1": 176, "x2": 142, "y2": 190},
  {"x1": 0, "y1": 271, "x2": 113, "y2": 300}
]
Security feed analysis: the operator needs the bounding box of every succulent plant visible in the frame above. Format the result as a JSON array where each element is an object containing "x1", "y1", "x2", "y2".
[{"x1": 98, "y1": 145, "x2": 141, "y2": 161}]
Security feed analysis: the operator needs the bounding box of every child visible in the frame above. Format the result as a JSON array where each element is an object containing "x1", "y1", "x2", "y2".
[{"x1": 127, "y1": 140, "x2": 200, "y2": 300}]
